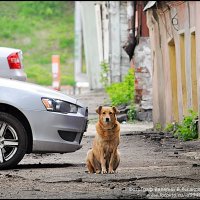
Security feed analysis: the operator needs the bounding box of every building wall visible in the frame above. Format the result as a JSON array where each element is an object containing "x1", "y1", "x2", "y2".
[
  {"x1": 120, "y1": 1, "x2": 131, "y2": 80},
  {"x1": 107, "y1": 1, "x2": 130, "y2": 83},
  {"x1": 146, "y1": 1, "x2": 200, "y2": 128},
  {"x1": 79, "y1": 1, "x2": 130, "y2": 89},
  {"x1": 134, "y1": 37, "x2": 152, "y2": 108},
  {"x1": 79, "y1": 1, "x2": 102, "y2": 89},
  {"x1": 131, "y1": 1, "x2": 152, "y2": 121},
  {"x1": 79, "y1": 1, "x2": 153, "y2": 121}
]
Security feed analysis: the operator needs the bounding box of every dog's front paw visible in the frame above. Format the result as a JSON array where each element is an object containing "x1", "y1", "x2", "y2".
[
  {"x1": 108, "y1": 169, "x2": 115, "y2": 174},
  {"x1": 101, "y1": 169, "x2": 107, "y2": 174}
]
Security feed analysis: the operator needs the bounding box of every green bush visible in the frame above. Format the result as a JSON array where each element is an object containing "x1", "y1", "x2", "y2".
[
  {"x1": 105, "y1": 68, "x2": 135, "y2": 106},
  {"x1": 164, "y1": 110, "x2": 198, "y2": 141}
]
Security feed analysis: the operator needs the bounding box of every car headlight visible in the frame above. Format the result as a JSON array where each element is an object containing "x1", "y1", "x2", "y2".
[{"x1": 41, "y1": 98, "x2": 78, "y2": 113}]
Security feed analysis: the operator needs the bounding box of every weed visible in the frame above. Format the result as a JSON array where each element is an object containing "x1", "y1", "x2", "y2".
[
  {"x1": 155, "y1": 123, "x2": 162, "y2": 131},
  {"x1": 100, "y1": 61, "x2": 109, "y2": 88},
  {"x1": 164, "y1": 110, "x2": 198, "y2": 141},
  {"x1": 105, "y1": 68, "x2": 135, "y2": 106},
  {"x1": 127, "y1": 104, "x2": 137, "y2": 121},
  {"x1": 175, "y1": 110, "x2": 198, "y2": 141}
]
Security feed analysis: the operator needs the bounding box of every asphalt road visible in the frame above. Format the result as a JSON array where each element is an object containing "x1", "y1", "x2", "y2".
[
  {"x1": 0, "y1": 120, "x2": 200, "y2": 199},
  {"x1": 0, "y1": 88, "x2": 200, "y2": 199}
]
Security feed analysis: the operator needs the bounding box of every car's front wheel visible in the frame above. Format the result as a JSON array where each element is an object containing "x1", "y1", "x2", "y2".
[{"x1": 0, "y1": 112, "x2": 28, "y2": 169}]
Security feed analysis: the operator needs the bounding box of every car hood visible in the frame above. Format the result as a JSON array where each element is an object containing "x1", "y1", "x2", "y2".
[{"x1": 0, "y1": 78, "x2": 80, "y2": 106}]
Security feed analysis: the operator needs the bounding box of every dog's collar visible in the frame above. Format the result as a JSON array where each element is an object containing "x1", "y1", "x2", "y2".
[{"x1": 99, "y1": 122, "x2": 118, "y2": 131}]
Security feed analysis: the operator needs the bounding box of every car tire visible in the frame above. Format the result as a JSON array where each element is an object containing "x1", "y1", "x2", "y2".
[{"x1": 0, "y1": 112, "x2": 28, "y2": 169}]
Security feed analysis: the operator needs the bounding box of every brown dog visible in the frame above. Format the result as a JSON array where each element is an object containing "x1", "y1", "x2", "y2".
[{"x1": 86, "y1": 106, "x2": 120, "y2": 174}]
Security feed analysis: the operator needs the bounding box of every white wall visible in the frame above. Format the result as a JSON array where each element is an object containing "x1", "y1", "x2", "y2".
[
  {"x1": 80, "y1": 1, "x2": 102, "y2": 89},
  {"x1": 79, "y1": 1, "x2": 130, "y2": 89}
]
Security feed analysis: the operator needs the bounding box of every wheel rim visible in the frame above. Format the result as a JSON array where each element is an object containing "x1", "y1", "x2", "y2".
[{"x1": 0, "y1": 122, "x2": 19, "y2": 163}]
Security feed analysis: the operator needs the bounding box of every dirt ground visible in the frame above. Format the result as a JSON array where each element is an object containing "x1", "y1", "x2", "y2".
[{"x1": 1, "y1": 89, "x2": 200, "y2": 199}]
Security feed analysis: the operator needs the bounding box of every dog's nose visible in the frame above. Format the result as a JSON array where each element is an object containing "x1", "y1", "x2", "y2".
[{"x1": 106, "y1": 118, "x2": 110, "y2": 122}]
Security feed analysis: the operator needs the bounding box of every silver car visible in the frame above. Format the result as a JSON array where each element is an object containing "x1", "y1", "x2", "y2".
[
  {"x1": 0, "y1": 78, "x2": 88, "y2": 169},
  {"x1": 0, "y1": 47, "x2": 27, "y2": 81}
]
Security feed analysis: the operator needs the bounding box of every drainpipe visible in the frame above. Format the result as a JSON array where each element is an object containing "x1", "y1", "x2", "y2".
[
  {"x1": 132, "y1": 1, "x2": 137, "y2": 54},
  {"x1": 132, "y1": 1, "x2": 136, "y2": 47}
]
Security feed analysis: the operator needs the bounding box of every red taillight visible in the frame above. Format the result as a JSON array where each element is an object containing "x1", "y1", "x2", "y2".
[{"x1": 7, "y1": 52, "x2": 21, "y2": 69}]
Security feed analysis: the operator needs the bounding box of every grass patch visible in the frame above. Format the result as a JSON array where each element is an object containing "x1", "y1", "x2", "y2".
[{"x1": 0, "y1": 1, "x2": 75, "y2": 86}]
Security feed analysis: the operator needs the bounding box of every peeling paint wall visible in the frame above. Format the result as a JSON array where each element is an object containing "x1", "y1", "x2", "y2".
[
  {"x1": 146, "y1": 1, "x2": 200, "y2": 129},
  {"x1": 79, "y1": 1, "x2": 102, "y2": 89},
  {"x1": 120, "y1": 1, "x2": 130, "y2": 81},
  {"x1": 79, "y1": 1, "x2": 130, "y2": 88},
  {"x1": 133, "y1": 37, "x2": 153, "y2": 121},
  {"x1": 79, "y1": 1, "x2": 154, "y2": 122},
  {"x1": 108, "y1": 1, "x2": 130, "y2": 83}
]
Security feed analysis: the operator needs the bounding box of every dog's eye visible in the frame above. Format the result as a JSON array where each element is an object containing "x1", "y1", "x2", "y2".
[
  {"x1": 102, "y1": 112, "x2": 106, "y2": 114},
  {"x1": 109, "y1": 112, "x2": 113, "y2": 115}
]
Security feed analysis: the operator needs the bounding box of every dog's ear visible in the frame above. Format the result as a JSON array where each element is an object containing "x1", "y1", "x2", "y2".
[
  {"x1": 112, "y1": 106, "x2": 120, "y2": 114},
  {"x1": 96, "y1": 106, "x2": 102, "y2": 114}
]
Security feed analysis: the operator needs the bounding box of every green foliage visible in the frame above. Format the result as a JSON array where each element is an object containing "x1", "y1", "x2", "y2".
[
  {"x1": 164, "y1": 122, "x2": 177, "y2": 133},
  {"x1": 25, "y1": 65, "x2": 52, "y2": 85},
  {"x1": 26, "y1": 65, "x2": 76, "y2": 86},
  {"x1": 175, "y1": 110, "x2": 198, "y2": 141},
  {"x1": 164, "y1": 110, "x2": 198, "y2": 141},
  {"x1": 100, "y1": 61, "x2": 109, "y2": 88},
  {"x1": 155, "y1": 123, "x2": 162, "y2": 131},
  {"x1": 61, "y1": 75, "x2": 76, "y2": 86},
  {"x1": 127, "y1": 105, "x2": 137, "y2": 121},
  {"x1": 18, "y1": 1, "x2": 73, "y2": 18},
  {"x1": 0, "y1": 1, "x2": 75, "y2": 85},
  {"x1": 105, "y1": 68, "x2": 135, "y2": 106}
]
